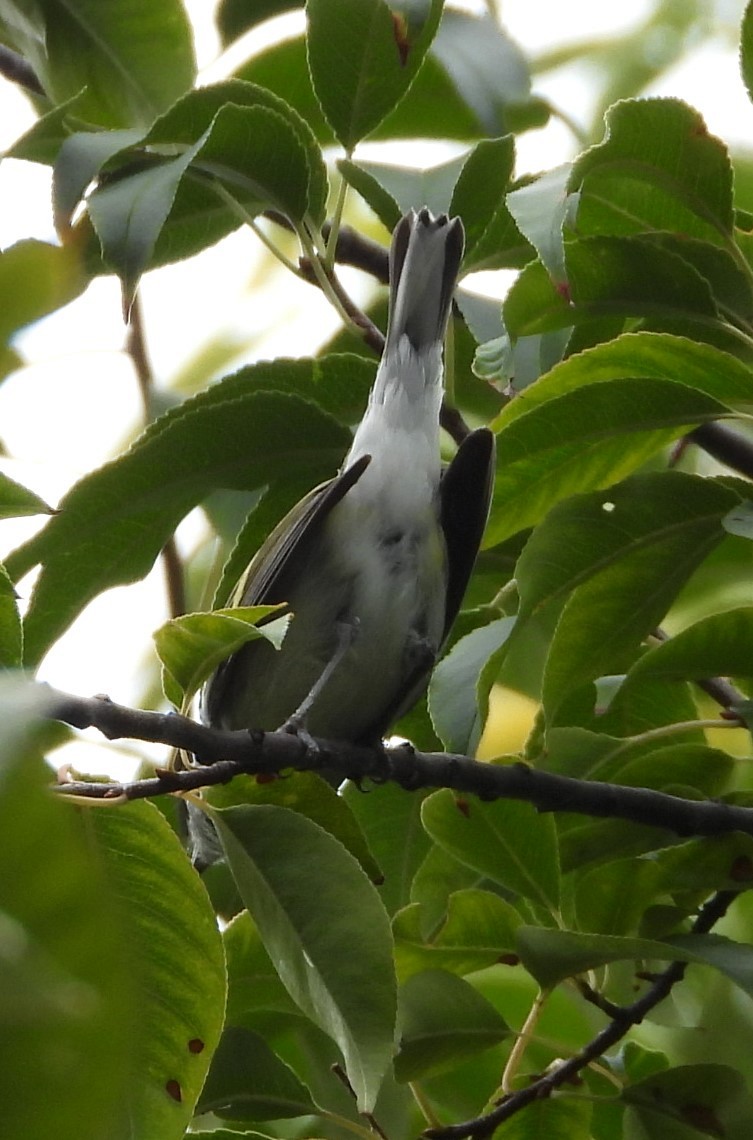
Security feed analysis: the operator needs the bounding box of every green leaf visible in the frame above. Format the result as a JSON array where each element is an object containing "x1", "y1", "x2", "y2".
[
  {"x1": 52, "y1": 128, "x2": 145, "y2": 235},
  {"x1": 506, "y1": 164, "x2": 573, "y2": 283},
  {"x1": 306, "y1": 0, "x2": 444, "y2": 149},
  {"x1": 224, "y1": 910, "x2": 302, "y2": 1023},
  {"x1": 450, "y1": 136, "x2": 528, "y2": 272},
  {"x1": 83, "y1": 801, "x2": 227, "y2": 1135},
  {"x1": 218, "y1": 0, "x2": 298, "y2": 43},
  {"x1": 487, "y1": 331, "x2": 751, "y2": 546},
  {"x1": 340, "y1": 152, "x2": 466, "y2": 224},
  {"x1": 340, "y1": 780, "x2": 432, "y2": 916},
  {"x1": 0, "y1": 240, "x2": 88, "y2": 344},
  {"x1": 394, "y1": 969, "x2": 508, "y2": 1082},
  {"x1": 428, "y1": 618, "x2": 515, "y2": 754},
  {"x1": 208, "y1": 772, "x2": 383, "y2": 886},
  {"x1": 9, "y1": 361, "x2": 355, "y2": 665},
  {"x1": 197, "y1": 1026, "x2": 317, "y2": 1120},
  {"x1": 624, "y1": 1063, "x2": 753, "y2": 1140},
  {"x1": 571, "y1": 97, "x2": 734, "y2": 244},
  {"x1": 492, "y1": 1099, "x2": 592, "y2": 1140},
  {"x1": 0, "y1": 566, "x2": 22, "y2": 668},
  {"x1": 213, "y1": 804, "x2": 397, "y2": 1112},
  {"x1": 743, "y1": 2, "x2": 753, "y2": 107},
  {"x1": 87, "y1": 132, "x2": 209, "y2": 298},
  {"x1": 153, "y1": 605, "x2": 287, "y2": 707},
  {"x1": 618, "y1": 607, "x2": 753, "y2": 702},
  {"x1": 4, "y1": 0, "x2": 195, "y2": 128},
  {"x1": 421, "y1": 790, "x2": 560, "y2": 911},
  {"x1": 575, "y1": 858, "x2": 664, "y2": 937},
  {"x1": 0, "y1": 472, "x2": 52, "y2": 520},
  {"x1": 0, "y1": 679, "x2": 134, "y2": 1140},
  {"x1": 537, "y1": 473, "x2": 739, "y2": 717},
  {"x1": 393, "y1": 888, "x2": 521, "y2": 979}
]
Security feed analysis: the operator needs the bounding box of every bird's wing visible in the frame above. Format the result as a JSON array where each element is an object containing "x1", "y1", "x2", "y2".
[
  {"x1": 439, "y1": 426, "x2": 496, "y2": 642},
  {"x1": 228, "y1": 453, "x2": 372, "y2": 610}
]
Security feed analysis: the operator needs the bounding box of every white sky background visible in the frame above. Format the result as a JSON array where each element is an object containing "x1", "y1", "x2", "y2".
[{"x1": 1, "y1": 0, "x2": 752, "y2": 777}]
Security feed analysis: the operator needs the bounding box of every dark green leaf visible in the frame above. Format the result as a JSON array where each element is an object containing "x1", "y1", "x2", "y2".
[
  {"x1": 492, "y1": 1099, "x2": 592, "y2": 1139},
  {"x1": 9, "y1": 360, "x2": 355, "y2": 664},
  {"x1": 394, "y1": 969, "x2": 508, "y2": 1081},
  {"x1": 487, "y1": 331, "x2": 751, "y2": 546},
  {"x1": 52, "y1": 128, "x2": 145, "y2": 234},
  {"x1": 218, "y1": 0, "x2": 299, "y2": 43},
  {"x1": 306, "y1": 0, "x2": 444, "y2": 149},
  {"x1": 197, "y1": 1026, "x2": 317, "y2": 1120},
  {"x1": 743, "y1": 2, "x2": 753, "y2": 107},
  {"x1": 624, "y1": 1063, "x2": 753, "y2": 1140},
  {"x1": 571, "y1": 97, "x2": 734, "y2": 244},
  {"x1": 450, "y1": 136, "x2": 527, "y2": 272},
  {"x1": 224, "y1": 910, "x2": 302, "y2": 1023},
  {"x1": 0, "y1": 566, "x2": 21, "y2": 668},
  {"x1": 0, "y1": 679, "x2": 133, "y2": 1140},
  {"x1": 213, "y1": 804, "x2": 396, "y2": 1111},
  {"x1": 421, "y1": 790, "x2": 560, "y2": 911},
  {"x1": 575, "y1": 858, "x2": 664, "y2": 937},
  {"x1": 393, "y1": 888, "x2": 521, "y2": 978},
  {"x1": 4, "y1": 0, "x2": 195, "y2": 128}
]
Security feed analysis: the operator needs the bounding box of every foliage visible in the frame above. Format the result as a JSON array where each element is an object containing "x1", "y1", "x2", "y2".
[{"x1": 2, "y1": 1, "x2": 753, "y2": 1138}]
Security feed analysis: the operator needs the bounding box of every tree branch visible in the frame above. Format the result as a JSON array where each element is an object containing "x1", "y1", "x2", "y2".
[
  {"x1": 424, "y1": 889, "x2": 738, "y2": 1138},
  {"x1": 45, "y1": 687, "x2": 753, "y2": 839}
]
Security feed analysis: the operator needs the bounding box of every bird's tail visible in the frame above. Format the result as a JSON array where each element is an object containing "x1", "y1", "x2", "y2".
[{"x1": 386, "y1": 207, "x2": 465, "y2": 352}]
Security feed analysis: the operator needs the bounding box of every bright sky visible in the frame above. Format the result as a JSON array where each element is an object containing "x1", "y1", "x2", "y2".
[{"x1": 0, "y1": 0, "x2": 751, "y2": 777}]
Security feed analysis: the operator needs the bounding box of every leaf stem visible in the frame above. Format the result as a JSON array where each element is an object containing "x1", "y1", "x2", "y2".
[
  {"x1": 325, "y1": 168, "x2": 350, "y2": 271},
  {"x1": 499, "y1": 988, "x2": 548, "y2": 1095}
]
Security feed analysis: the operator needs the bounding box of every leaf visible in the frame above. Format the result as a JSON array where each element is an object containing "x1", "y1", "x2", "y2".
[
  {"x1": 5, "y1": 0, "x2": 195, "y2": 129},
  {"x1": 340, "y1": 780, "x2": 432, "y2": 916},
  {"x1": 9, "y1": 361, "x2": 355, "y2": 665},
  {"x1": 0, "y1": 565, "x2": 22, "y2": 668},
  {"x1": 421, "y1": 790, "x2": 561, "y2": 912},
  {"x1": 571, "y1": 97, "x2": 734, "y2": 244},
  {"x1": 0, "y1": 240, "x2": 88, "y2": 344},
  {"x1": 486, "y1": 331, "x2": 751, "y2": 546},
  {"x1": 506, "y1": 164, "x2": 573, "y2": 283},
  {"x1": 224, "y1": 910, "x2": 301, "y2": 1023},
  {"x1": 516, "y1": 926, "x2": 753, "y2": 1000},
  {"x1": 0, "y1": 472, "x2": 52, "y2": 520},
  {"x1": 537, "y1": 474, "x2": 739, "y2": 717},
  {"x1": 393, "y1": 888, "x2": 521, "y2": 979},
  {"x1": 493, "y1": 1099, "x2": 592, "y2": 1140},
  {"x1": 450, "y1": 136, "x2": 526, "y2": 272},
  {"x1": 197, "y1": 1026, "x2": 317, "y2": 1120},
  {"x1": 213, "y1": 804, "x2": 397, "y2": 1112},
  {"x1": 52, "y1": 128, "x2": 146, "y2": 235},
  {"x1": 0, "y1": 678, "x2": 134, "y2": 1140},
  {"x1": 743, "y1": 2, "x2": 753, "y2": 107},
  {"x1": 306, "y1": 0, "x2": 444, "y2": 149},
  {"x1": 153, "y1": 605, "x2": 288, "y2": 708},
  {"x1": 393, "y1": 969, "x2": 509, "y2": 1082},
  {"x1": 83, "y1": 801, "x2": 227, "y2": 1136},
  {"x1": 339, "y1": 152, "x2": 466, "y2": 225},
  {"x1": 208, "y1": 772, "x2": 383, "y2": 886},
  {"x1": 618, "y1": 607, "x2": 753, "y2": 701},
  {"x1": 624, "y1": 1063, "x2": 753, "y2": 1140},
  {"x1": 87, "y1": 132, "x2": 209, "y2": 299},
  {"x1": 428, "y1": 618, "x2": 515, "y2": 754}
]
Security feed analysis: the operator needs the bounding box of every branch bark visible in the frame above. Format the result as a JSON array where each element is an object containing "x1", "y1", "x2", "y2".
[{"x1": 46, "y1": 687, "x2": 753, "y2": 840}]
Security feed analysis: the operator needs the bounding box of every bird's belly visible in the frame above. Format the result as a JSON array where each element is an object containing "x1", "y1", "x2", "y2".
[{"x1": 213, "y1": 508, "x2": 446, "y2": 742}]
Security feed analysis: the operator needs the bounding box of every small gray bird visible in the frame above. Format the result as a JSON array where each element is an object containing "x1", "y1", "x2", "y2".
[{"x1": 192, "y1": 208, "x2": 494, "y2": 863}]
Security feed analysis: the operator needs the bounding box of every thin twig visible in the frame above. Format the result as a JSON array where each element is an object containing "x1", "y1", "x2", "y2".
[
  {"x1": 424, "y1": 890, "x2": 738, "y2": 1138},
  {"x1": 124, "y1": 290, "x2": 186, "y2": 618}
]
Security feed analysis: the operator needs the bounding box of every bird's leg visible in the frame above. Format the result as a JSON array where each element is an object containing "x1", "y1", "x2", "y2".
[{"x1": 278, "y1": 617, "x2": 361, "y2": 748}]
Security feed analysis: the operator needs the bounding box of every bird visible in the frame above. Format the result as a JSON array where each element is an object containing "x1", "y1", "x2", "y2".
[{"x1": 191, "y1": 207, "x2": 495, "y2": 865}]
